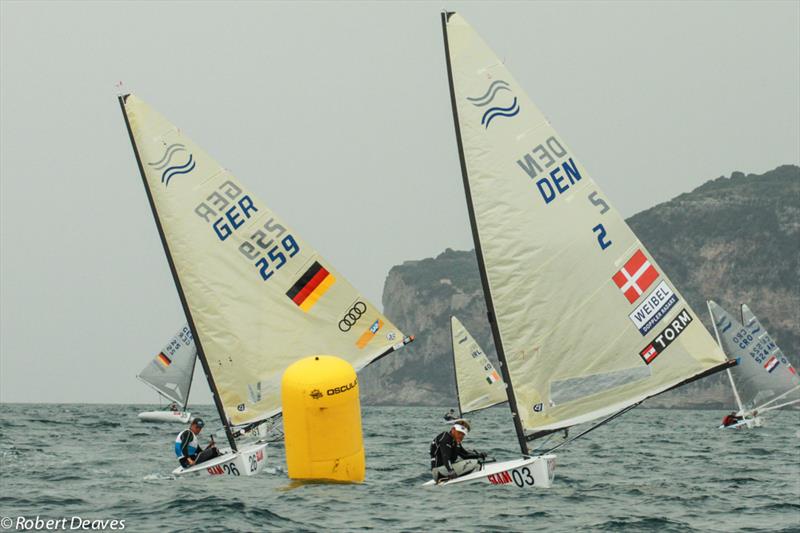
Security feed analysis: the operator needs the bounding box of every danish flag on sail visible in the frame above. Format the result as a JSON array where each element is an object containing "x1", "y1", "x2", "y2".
[{"x1": 612, "y1": 249, "x2": 659, "y2": 304}]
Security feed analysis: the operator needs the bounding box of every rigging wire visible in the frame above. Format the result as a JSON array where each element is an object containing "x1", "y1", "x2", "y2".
[{"x1": 541, "y1": 401, "x2": 643, "y2": 455}]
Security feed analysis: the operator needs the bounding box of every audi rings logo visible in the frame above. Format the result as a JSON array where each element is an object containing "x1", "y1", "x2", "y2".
[{"x1": 339, "y1": 301, "x2": 367, "y2": 332}]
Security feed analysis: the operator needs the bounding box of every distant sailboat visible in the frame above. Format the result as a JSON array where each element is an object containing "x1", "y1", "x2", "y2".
[
  {"x1": 708, "y1": 301, "x2": 800, "y2": 429},
  {"x1": 119, "y1": 94, "x2": 413, "y2": 477},
  {"x1": 137, "y1": 324, "x2": 196, "y2": 423},
  {"x1": 428, "y1": 12, "x2": 732, "y2": 488},
  {"x1": 450, "y1": 316, "x2": 506, "y2": 416}
]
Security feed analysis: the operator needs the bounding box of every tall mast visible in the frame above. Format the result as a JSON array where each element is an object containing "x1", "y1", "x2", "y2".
[
  {"x1": 118, "y1": 95, "x2": 237, "y2": 451},
  {"x1": 707, "y1": 301, "x2": 744, "y2": 415},
  {"x1": 440, "y1": 12, "x2": 530, "y2": 456}
]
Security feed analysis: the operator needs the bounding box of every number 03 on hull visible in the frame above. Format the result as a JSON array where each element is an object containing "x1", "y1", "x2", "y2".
[{"x1": 423, "y1": 455, "x2": 556, "y2": 488}]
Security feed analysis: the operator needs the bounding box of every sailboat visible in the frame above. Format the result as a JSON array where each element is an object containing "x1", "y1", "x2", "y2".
[
  {"x1": 119, "y1": 93, "x2": 413, "y2": 477},
  {"x1": 137, "y1": 324, "x2": 197, "y2": 423},
  {"x1": 708, "y1": 301, "x2": 800, "y2": 429},
  {"x1": 430, "y1": 12, "x2": 733, "y2": 488},
  {"x1": 450, "y1": 316, "x2": 507, "y2": 416}
]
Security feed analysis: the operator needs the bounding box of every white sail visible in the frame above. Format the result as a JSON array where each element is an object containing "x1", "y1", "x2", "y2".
[
  {"x1": 710, "y1": 301, "x2": 799, "y2": 411},
  {"x1": 137, "y1": 324, "x2": 197, "y2": 407},
  {"x1": 442, "y1": 13, "x2": 729, "y2": 440},
  {"x1": 120, "y1": 94, "x2": 410, "y2": 429},
  {"x1": 451, "y1": 316, "x2": 507, "y2": 414},
  {"x1": 741, "y1": 304, "x2": 799, "y2": 387}
]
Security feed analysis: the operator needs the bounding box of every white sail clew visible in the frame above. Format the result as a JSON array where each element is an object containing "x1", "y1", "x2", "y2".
[
  {"x1": 451, "y1": 316, "x2": 507, "y2": 414},
  {"x1": 442, "y1": 13, "x2": 729, "y2": 445},
  {"x1": 137, "y1": 324, "x2": 197, "y2": 407},
  {"x1": 709, "y1": 301, "x2": 799, "y2": 413},
  {"x1": 120, "y1": 94, "x2": 411, "y2": 437}
]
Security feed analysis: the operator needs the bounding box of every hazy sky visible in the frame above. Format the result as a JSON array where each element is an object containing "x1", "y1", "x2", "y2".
[{"x1": 1, "y1": 1, "x2": 798, "y2": 404}]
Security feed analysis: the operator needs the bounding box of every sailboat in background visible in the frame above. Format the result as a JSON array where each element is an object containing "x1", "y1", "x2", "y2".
[
  {"x1": 708, "y1": 301, "x2": 800, "y2": 429},
  {"x1": 119, "y1": 93, "x2": 413, "y2": 477},
  {"x1": 431, "y1": 12, "x2": 733, "y2": 488},
  {"x1": 137, "y1": 324, "x2": 196, "y2": 423},
  {"x1": 450, "y1": 316, "x2": 506, "y2": 416}
]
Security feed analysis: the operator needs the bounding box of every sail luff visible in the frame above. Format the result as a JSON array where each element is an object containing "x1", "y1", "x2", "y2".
[
  {"x1": 708, "y1": 301, "x2": 745, "y2": 414},
  {"x1": 440, "y1": 11, "x2": 529, "y2": 456},
  {"x1": 117, "y1": 94, "x2": 237, "y2": 451},
  {"x1": 450, "y1": 316, "x2": 464, "y2": 417},
  {"x1": 183, "y1": 348, "x2": 198, "y2": 411}
]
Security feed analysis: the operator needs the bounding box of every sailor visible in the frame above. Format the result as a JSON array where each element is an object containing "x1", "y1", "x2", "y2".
[
  {"x1": 443, "y1": 409, "x2": 458, "y2": 421},
  {"x1": 169, "y1": 402, "x2": 179, "y2": 412},
  {"x1": 722, "y1": 411, "x2": 742, "y2": 427},
  {"x1": 175, "y1": 418, "x2": 219, "y2": 468},
  {"x1": 429, "y1": 420, "x2": 486, "y2": 482}
]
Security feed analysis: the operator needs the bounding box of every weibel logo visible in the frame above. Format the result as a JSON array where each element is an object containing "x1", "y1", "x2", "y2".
[
  {"x1": 639, "y1": 308, "x2": 693, "y2": 365},
  {"x1": 309, "y1": 389, "x2": 323, "y2": 400},
  {"x1": 148, "y1": 142, "x2": 196, "y2": 187},
  {"x1": 467, "y1": 79, "x2": 520, "y2": 129},
  {"x1": 628, "y1": 280, "x2": 679, "y2": 336}
]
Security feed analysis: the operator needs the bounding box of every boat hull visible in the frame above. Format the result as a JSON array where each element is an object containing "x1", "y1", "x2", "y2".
[
  {"x1": 719, "y1": 416, "x2": 763, "y2": 430},
  {"x1": 138, "y1": 411, "x2": 191, "y2": 423},
  {"x1": 422, "y1": 454, "x2": 556, "y2": 488},
  {"x1": 172, "y1": 442, "x2": 268, "y2": 477}
]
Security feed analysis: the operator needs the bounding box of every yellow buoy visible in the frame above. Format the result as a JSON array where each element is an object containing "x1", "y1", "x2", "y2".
[{"x1": 281, "y1": 355, "x2": 365, "y2": 482}]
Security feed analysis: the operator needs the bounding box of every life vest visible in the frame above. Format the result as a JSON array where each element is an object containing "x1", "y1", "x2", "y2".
[{"x1": 175, "y1": 429, "x2": 199, "y2": 459}]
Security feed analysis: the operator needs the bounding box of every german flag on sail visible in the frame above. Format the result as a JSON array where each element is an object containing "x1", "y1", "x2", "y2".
[
  {"x1": 157, "y1": 352, "x2": 172, "y2": 367},
  {"x1": 286, "y1": 261, "x2": 336, "y2": 312}
]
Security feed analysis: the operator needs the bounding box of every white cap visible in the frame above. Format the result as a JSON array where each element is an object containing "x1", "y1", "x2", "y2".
[{"x1": 453, "y1": 423, "x2": 469, "y2": 435}]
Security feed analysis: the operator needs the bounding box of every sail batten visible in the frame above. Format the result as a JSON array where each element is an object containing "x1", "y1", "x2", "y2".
[
  {"x1": 441, "y1": 13, "x2": 728, "y2": 439},
  {"x1": 120, "y1": 94, "x2": 410, "y2": 440}
]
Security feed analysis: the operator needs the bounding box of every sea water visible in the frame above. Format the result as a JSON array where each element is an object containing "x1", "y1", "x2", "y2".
[{"x1": 1, "y1": 404, "x2": 798, "y2": 532}]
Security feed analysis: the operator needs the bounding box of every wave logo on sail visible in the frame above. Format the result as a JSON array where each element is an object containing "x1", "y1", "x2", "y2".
[
  {"x1": 148, "y1": 143, "x2": 196, "y2": 187},
  {"x1": 715, "y1": 314, "x2": 732, "y2": 334},
  {"x1": 467, "y1": 80, "x2": 520, "y2": 128}
]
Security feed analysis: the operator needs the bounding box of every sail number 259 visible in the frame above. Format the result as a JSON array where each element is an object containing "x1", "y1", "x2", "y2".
[{"x1": 238, "y1": 218, "x2": 300, "y2": 282}]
